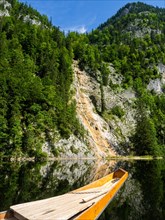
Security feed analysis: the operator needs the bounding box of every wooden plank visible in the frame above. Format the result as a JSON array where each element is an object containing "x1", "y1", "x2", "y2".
[
  {"x1": 11, "y1": 188, "x2": 99, "y2": 218},
  {"x1": 28, "y1": 195, "x2": 82, "y2": 219},
  {"x1": 11, "y1": 187, "x2": 100, "y2": 217},
  {"x1": 24, "y1": 201, "x2": 95, "y2": 220},
  {"x1": 12, "y1": 190, "x2": 97, "y2": 220},
  {"x1": 10, "y1": 173, "x2": 123, "y2": 220},
  {"x1": 11, "y1": 194, "x2": 71, "y2": 216},
  {"x1": 75, "y1": 170, "x2": 128, "y2": 220},
  {"x1": 81, "y1": 178, "x2": 119, "y2": 203},
  {"x1": 81, "y1": 190, "x2": 108, "y2": 203},
  {"x1": 12, "y1": 193, "x2": 87, "y2": 219},
  {"x1": 12, "y1": 212, "x2": 27, "y2": 220},
  {"x1": 51, "y1": 202, "x2": 94, "y2": 220}
]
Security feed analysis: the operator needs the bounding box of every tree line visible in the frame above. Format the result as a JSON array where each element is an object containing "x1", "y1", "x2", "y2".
[{"x1": 0, "y1": 0, "x2": 83, "y2": 159}]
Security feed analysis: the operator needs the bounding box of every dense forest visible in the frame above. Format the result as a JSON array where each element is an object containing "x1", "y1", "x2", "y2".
[
  {"x1": 0, "y1": 0, "x2": 165, "y2": 158},
  {"x1": 0, "y1": 0, "x2": 83, "y2": 159}
]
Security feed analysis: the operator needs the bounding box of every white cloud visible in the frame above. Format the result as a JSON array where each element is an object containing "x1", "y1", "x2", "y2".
[
  {"x1": 78, "y1": 26, "x2": 87, "y2": 34},
  {"x1": 63, "y1": 25, "x2": 87, "y2": 34}
]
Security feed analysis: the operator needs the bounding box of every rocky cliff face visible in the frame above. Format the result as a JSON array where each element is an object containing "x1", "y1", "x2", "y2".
[
  {"x1": 73, "y1": 61, "x2": 137, "y2": 155},
  {"x1": 73, "y1": 60, "x2": 117, "y2": 157},
  {"x1": 147, "y1": 63, "x2": 165, "y2": 93},
  {"x1": 42, "y1": 60, "x2": 165, "y2": 158},
  {"x1": 49, "y1": 60, "x2": 135, "y2": 158},
  {"x1": 72, "y1": 61, "x2": 165, "y2": 156},
  {"x1": 0, "y1": 0, "x2": 11, "y2": 16}
]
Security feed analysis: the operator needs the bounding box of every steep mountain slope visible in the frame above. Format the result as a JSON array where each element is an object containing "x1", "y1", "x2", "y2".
[
  {"x1": 71, "y1": 2, "x2": 165, "y2": 156},
  {"x1": 73, "y1": 60, "x2": 116, "y2": 157}
]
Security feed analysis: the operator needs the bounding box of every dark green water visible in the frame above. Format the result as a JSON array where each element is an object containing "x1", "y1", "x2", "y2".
[{"x1": 0, "y1": 159, "x2": 164, "y2": 219}]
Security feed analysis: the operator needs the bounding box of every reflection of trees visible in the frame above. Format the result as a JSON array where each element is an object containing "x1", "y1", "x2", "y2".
[
  {"x1": 102, "y1": 160, "x2": 164, "y2": 220},
  {"x1": 98, "y1": 161, "x2": 143, "y2": 220},
  {"x1": 109, "y1": 183, "x2": 143, "y2": 220},
  {"x1": 0, "y1": 162, "x2": 20, "y2": 211},
  {"x1": 0, "y1": 161, "x2": 46, "y2": 210},
  {"x1": 0, "y1": 159, "x2": 96, "y2": 211},
  {"x1": 135, "y1": 160, "x2": 164, "y2": 220},
  {"x1": 162, "y1": 169, "x2": 165, "y2": 218},
  {"x1": 98, "y1": 160, "x2": 163, "y2": 220}
]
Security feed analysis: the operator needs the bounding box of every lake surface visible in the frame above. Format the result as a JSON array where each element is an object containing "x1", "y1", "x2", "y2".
[{"x1": 0, "y1": 159, "x2": 164, "y2": 219}]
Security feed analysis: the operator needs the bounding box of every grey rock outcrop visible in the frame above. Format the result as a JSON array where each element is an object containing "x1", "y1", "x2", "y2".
[
  {"x1": 0, "y1": 0, "x2": 11, "y2": 17},
  {"x1": 147, "y1": 63, "x2": 165, "y2": 94}
]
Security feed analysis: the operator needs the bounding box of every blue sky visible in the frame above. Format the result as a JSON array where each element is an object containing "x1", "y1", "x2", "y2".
[{"x1": 19, "y1": 0, "x2": 165, "y2": 33}]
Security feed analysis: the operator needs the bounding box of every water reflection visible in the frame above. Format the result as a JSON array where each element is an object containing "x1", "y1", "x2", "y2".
[
  {"x1": 99, "y1": 159, "x2": 165, "y2": 220},
  {"x1": 0, "y1": 159, "x2": 164, "y2": 220},
  {"x1": 0, "y1": 159, "x2": 117, "y2": 211}
]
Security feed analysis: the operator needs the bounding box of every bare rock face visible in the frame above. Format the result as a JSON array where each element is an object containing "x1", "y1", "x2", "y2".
[
  {"x1": 103, "y1": 76, "x2": 136, "y2": 154},
  {"x1": 0, "y1": 0, "x2": 11, "y2": 17},
  {"x1": 23, "y1": 15, "x2": 41, "y2": 26},
  {"x1": 42, "y1": 61, "x2": 138, "y2": 158},
  {"x1": 42, "y1": 132, "x2": 95, "y2": 159},
  {"x1": 73, "y1": 61, "x2": 116, "y2": 157},
  {"x1": 73, "y1": 61, "x2": 117, "y2": 157},
  {"x1": 72, "y1": 61, "x2": 137, "y2": 156},
  {"x1": 55, "y1": 135, "x2": 95, "y2": 159},
  {"x1": 147, "y1": 78, "x2": 162, "y2": 93},
  {"x1": 147, "y1": 63, "x2": 165, "y2": 94},
  {"x1": 42, "y1": 61, "x2": 165, "y2": 158}
]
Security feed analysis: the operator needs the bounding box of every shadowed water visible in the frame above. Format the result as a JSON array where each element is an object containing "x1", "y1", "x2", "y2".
[{"x1": 0, "y1": 159, "x2": 164, "y2": 219}]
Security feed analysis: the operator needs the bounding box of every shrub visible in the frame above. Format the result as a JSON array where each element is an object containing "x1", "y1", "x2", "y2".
[{"x1": 111, "y1": 106, "x2": 125, "y2": 118}]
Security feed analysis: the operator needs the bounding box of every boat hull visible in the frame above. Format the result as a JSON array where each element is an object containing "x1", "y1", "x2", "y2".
[
  {"x1": 75, "y1": 168, "x2": 128, "y2": 219},
  {"x1": 0, "y1": 168, "x2": 128, "y2": 220}
]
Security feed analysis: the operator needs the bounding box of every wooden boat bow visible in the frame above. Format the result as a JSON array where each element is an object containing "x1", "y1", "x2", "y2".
[{"x1": 0, "y1": 168, "x2": 128, "y2": 220}]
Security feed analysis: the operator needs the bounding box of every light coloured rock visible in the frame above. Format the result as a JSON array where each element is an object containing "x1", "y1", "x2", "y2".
[
  {"x1": 108, "y1": 64, "x2": 123, "y2": 85},
  {"x1": 42, "y1": 61, "x2": 137, "y2": 157},
  {"x1": 55, "y1": 135, "x2": 95, "y2": 158},
  {"x1": 42, "y1": 131, "x2": 94, "y2": 158},
  {"x1": 0, "y1": 0, "x2": 11, "y2": 9},
  {"x1": 72, "y1": 61, "x2": 137, "y2": 156},
  {"x1": 147, "y1": 78, "x2": 162, "y2": 93},
  {"x1": 39, "y1": 159, "x2": 96, "y2": 186},
  {"x1": 118, "y1": 4, "x2": 132, "y2": 18},
  {"x1": 147, "y1": 63, "x2": 165, "y2": 93},
  {"x1": 42, "y1": 141, "x2": 54, "y2": 157},
  {"x1": 0, "y1": 9, "x2": 9, "y2": 16},
  {"x1": 0, "y1": 0, "x2": 11, "y2": 17},
  {"x1": 73, "y1": 60, "x2": 116, "y2": 157},
  {"x1": 103, "y1": 76, "x2": 136, "y2": 154},
  {"x1": 123, "y1": 14, "x2": 162, "y2": 38},
  {"x1": 23, "y1": 15, "x2": 41, "y2": 25},
  {"x1": 158, "y1": 63, "x2": 165, "y2": 84}
]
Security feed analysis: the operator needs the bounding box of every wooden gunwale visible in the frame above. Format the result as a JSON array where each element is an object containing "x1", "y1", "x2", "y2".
[
  {"x1": 0, "y1": 210, "x2": 16, "y2": 220},
  {"x1": 74, "y1": 168, "x2": 128, "y2": 219}
]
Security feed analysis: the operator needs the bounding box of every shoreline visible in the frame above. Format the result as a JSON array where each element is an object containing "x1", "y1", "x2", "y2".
[{"x1": 0, "y1": 155, "x2": 163, "y2": 163}]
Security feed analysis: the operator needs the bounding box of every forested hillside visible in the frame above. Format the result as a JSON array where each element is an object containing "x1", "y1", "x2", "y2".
[
  {"x1": 0, "y1": 0, "x2": 165, "y2": 158},
  {"x1": 69, "y1": 2, "x2": 165, "y2": 156},
  {"x1": 0, "y1": 0, "x2": 83, "y2": 159}
]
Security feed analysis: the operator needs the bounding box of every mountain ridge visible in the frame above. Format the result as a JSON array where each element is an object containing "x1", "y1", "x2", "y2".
[
  {"x1": 72, "y1": 1, "x2": 165, "y2": 156},
  {"x1": 98, "y1": 2, "x2": 165, "y2": 31}
]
